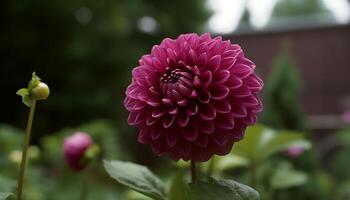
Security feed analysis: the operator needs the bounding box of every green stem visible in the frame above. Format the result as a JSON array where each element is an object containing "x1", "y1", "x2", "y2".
[
  {"x1": 17, "y1": 99, "x2": 36, "y2": 200},
  {"x1": 207, "y1": 156, "x2": 216, "y2": 178},
  {"x1": 191, "y1": 160, "x2": 197, "y2": 184},
  {"x1": 250, "y1": 162, "x2": 257, "y2": 189},
  {"x1": 80, "y1": 173, "x2": 88, "y2": 200}
]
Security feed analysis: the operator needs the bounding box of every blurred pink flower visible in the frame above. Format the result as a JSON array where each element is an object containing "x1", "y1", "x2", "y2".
[
  {"x1": 342, "y1": 110, "x2": 350, "y2": 124},
  {"x1": 285, "y1": 146, "x2": 304, "y2": 158},
  {"x1": 124, "y1": 33, "x2": 263, "y2": 162},
  {"x1": 63, "y1": 132, "x2": 92, "y2": 171}
]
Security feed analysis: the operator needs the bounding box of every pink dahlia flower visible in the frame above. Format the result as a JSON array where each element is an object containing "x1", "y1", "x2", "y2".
[
  {"x1": 63, "y1": 132, "x2": 93, "y2": 171},
  {"x1": 124, "y1": 33, "x2": 263, "y2": 162}
]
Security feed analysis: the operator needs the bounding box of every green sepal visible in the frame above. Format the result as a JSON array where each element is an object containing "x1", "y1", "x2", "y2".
[
  {"x1": 28, "y1": 72, "x2": 41, "y2": 90},
  {"x1": 16, "y1": 88, "x2": 33, "y2": 107},
  {"x1": 80, "y1": 144, "x2": 100, "y2": 166}
]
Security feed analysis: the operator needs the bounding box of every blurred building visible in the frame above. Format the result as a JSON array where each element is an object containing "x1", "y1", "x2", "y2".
[{"x1": 226, "y1": 23, "x2": 350, "y2": 129}]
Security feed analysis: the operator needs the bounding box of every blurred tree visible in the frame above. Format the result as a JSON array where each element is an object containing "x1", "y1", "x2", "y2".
[
  {"x1": 0, "y1": 0, "x2": 210, "y2": 140},
  {"x1": 260, "y1": 39, "x2": 306, "y2": 131},
  {"x1": 272, "y1": 0, "x2": 328, "y2": 17}
]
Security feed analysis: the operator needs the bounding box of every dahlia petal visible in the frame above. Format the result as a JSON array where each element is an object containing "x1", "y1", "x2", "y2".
[
  {"x1": 197, "y1": 52, "x2": 208, "y2": 67},
  {"x1": 152, "y1": 107, "x2": 166, "y2": 118},
  {"x1": 150, "y1": 127, "x2": 162, "y2": 140},
  {"x1": 187, "y1": 33, "x2": 199, "y2": 48},
  {"x1": 163, "y1": 114, "x2": 176, "y2": 128},
  {"x1": 166, "y1": 48, "x2": 177, "y2": 64},
  {"x1": 211, "y1": 133, "x2": 230, "y2": 146},
  {"x1": 138, "y1": 128, "x2": 151, "y2": 144},
  {"x1": 223, "y1": 50, "x2": 237, "y2": 57},
  {"x1": 181, "y1": 123, "x2": 198, "y2": 142},
  {"x1": 186, "y1": 103, "x2": 198, "y2": 116},
  {"x1": 128, "y1": 112, "x2": 142, "y2": 125},
  {"x1": 140, "y1": 55, "x2": 153, "y2": 66},
  {"x1": 245, "y1": 74, "x2": 263, "y2": 92},
  {"x1": 188, "y1": 49, "x2": 197, "y2": 65},
  {"x1": 149, "y1": 87, "x2": 160, "y2": 97},
  {"x1": 195, "y1": 134, "x2": 208, "y2": 148},
  {"x1": 231, "y1": 63, "x2": 253, "y2": 78},
  {"x1": 169, "y1": 107, "x2": 178, "y2": 115},
  {"x1": 165, "y1": 129, "x2": 178, "y2": 148},
  {"x1": 196, "y1": 43, "x2": 208, "y2": 54},
  {"x1": 146, "y1": 116, "x2": 157, "y2": 126},
  {"x1": 178, "y1": 99, "x2": 188, "y2": 107},
  {"x1": 212, "y1": 99, "x2": 231, "y2": 113},
  {"x1": 208, "y1": 55, "x2": 221, "y2": 72},
  {"x1": 146, "y1": 98, "x2": 161, "y2": 107},
  {"x1": 200, "y1": 70, "x2": 212, "y2": 88},
  {"x1": 178, "y1": 112, "x2": 190, "y2": 127},
  {"x1": 209, "y1": 85, "x2": 229, "y2": 100},
  {"x1": 150, "y1": 138, "x2": 165, "y2": 154},
  {"x1": 222, "y1": 57, "x2": 237, "y2": 70},
  {"x1": 151, "y1": 45, "x2": 167, "y2": 61},
  {"x1": 193, "y1": 76, "x2": 201, "y2": 88},
  {"x1": 242, "y1": 95, "x2": 259, "y2": 107},
  {"x1": 199, "y1": 33, "x2": 211, "y2": 41},
  {"x1": 232, "y1": 123, "x2": 246, "y2": 140},
  {"x1": 198, "y1": 120, "x2": 215, "y2": 134},
  {"x1": 162, "y1": 98, "x2": 174, "y2": 106},
  {"x1": 152, "y1": 57, "x2": 163, "y2": 70},
  {"x1": 211, "y1": 140, "x2": 234, "y2": 155},
  {"x1": 175, "y1": 140, "x2": 191, "y2": 158},
  {"x1": 216, "y1": 113, "x2": 235, "y2": 130},
  {"x1": 231, "y1": 103, "x2": 248, "y2": 118},
  {"x1": 226, "y1": 75, "x2": 243, "y2": 89},
  {"x1": 199, "y1": 90, "x2": 211, "y2": 104},
  {"x1": 232, "y1": 85, "x2": 251, "y2": 97},
  {"x1": 212, "y1": 70, "x2": 230, "y2": 84},
  {"x1": 199, "y1": 103, "x2": 216, "y2": 121}
]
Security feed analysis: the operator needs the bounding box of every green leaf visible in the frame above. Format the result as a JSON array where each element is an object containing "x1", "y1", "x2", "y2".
[
  {"x1": 232, "y1": 125, "x2": 265, "y2": 160},
  {"x1": 232, "y1": 124, "x2": 309, "y2": 163},
  {"x1": 0, "y1": 192, "x2": 15, "y2": 200},
  {"x1": 169, "y1": 171, "x2": 189, "y2": 200},
  {"x1": 188, "y1": 179, "x2": 260, "y2": 200},
  {"x1": 270, "y1": 162, "x2": 308, "y2": 189},
  {"x1": 104, "y1": 160, "x2": 167, "y2": 200},
  {"x1": 16, "y1": 88, "x2": 29, "y2": 96},
  {"x1": 22, "y1": 94, "x2": 33, "y2": 107},
  {"x1": 257, "y1": 130, "x2": 306, "y2": 161}
]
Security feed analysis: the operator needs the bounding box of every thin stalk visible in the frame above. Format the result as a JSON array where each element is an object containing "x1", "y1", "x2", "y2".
[
  {"x1": 17, "y1": 99, "x2": 37, "y2": 200},
  {"x1": 250, "y1": 162, "x2": 257, "y2": 189},
  {"x1": 191, "y1": 160, "x2": 197, "y2": 184},
  {"x1": 80, "y1": 173, "x2": 88, "y2": 200},
  {"x1": 207, "y1": 156, "x2": 216, "y2": 178}
]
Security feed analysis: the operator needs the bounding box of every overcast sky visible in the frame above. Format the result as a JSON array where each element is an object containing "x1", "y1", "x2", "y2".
[{"x1": 208, "y1": 0, "x2": 350, "y2": 33}]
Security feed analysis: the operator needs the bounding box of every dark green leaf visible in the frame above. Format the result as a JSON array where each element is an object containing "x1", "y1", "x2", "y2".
[
  {"x1": 104, "y1": 160, "x2": 167, "y2": 200},
  {"x1": 188, "y1": 178, "x2": 259, "y2": 200}
]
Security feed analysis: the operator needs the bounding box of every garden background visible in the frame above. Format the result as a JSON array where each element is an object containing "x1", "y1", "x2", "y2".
[{"x1": 1, "y1": 0, "x2": 350, "y2": 199}]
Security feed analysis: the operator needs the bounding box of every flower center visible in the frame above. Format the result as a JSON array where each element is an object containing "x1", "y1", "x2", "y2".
[
  {"x1": 160, "y1": 68, "x2": 181, "y2": 84},
  {"x1": 159, "y1": 67, "x2": 194, "y2": 102}
]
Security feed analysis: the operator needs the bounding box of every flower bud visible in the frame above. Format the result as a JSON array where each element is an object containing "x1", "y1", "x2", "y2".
[
  {"x1": 63, "y1": 132, "x2": 93, "y2": 171},
  {"x1": 31, "y1": 82, "x2": 50, "y2": 100}
]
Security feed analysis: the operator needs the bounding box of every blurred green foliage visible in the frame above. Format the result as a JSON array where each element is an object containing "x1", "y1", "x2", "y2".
[
  {"x1": 0, "y1": 0, "x2": 210, "y2": 140},
  {"x1": 261, "y1": 41, "x2": 306, "y2": 131}
]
